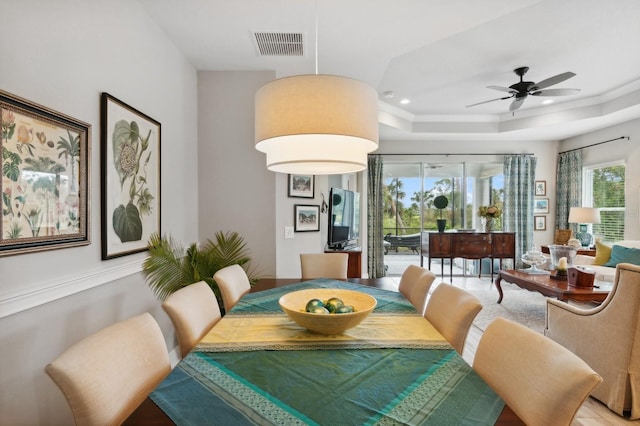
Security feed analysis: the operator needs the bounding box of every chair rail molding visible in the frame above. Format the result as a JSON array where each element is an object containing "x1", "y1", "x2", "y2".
[{"x1": 0, "y1": 258, "x2": 145, "y2": 318}]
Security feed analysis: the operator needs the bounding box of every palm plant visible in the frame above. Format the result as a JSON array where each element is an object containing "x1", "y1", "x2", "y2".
[{"x1": 142, "y1": 230, "x2": 257, "y2": 314}]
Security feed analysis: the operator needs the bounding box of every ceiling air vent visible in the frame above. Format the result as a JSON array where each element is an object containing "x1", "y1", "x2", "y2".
[{"x1": 253, "y1": 32, "x2": 304, "y2": 57}]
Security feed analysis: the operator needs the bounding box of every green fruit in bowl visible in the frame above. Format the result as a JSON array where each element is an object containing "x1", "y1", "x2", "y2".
[
  {"x1": 325, "y1": 297, "x2": 345, "y2": 313},
  {"x1": 305, "y1": 299, "x2": 325, "y2": 312},
  {"x1": 335, "y1": 305, "x2": 355, "y2": 314},
  {"x1": 310, "y1": 306, "x2": 330, "y2": 314}
]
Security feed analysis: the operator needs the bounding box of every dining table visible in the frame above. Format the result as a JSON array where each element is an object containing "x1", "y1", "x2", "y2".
[{"x1": 125, "y1": 278, "x2": 523, "y2": 425}]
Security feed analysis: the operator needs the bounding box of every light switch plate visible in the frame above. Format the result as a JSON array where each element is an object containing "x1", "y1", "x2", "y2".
[{"x1": 284, "y1": 226, "x2": 294, "y2": 239}]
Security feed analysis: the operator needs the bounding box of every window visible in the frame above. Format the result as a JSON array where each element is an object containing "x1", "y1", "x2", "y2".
[{"x1": 583, "y1": 163, "x2": 625, "y2": 242}]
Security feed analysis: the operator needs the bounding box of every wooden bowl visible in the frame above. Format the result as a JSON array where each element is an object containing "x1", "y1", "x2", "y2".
[{"x1": 279, "y1": 289, "x2": 377, "y2": 335}]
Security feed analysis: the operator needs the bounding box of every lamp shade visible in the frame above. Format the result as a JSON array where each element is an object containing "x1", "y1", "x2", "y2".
[
  {"x1": 255, "y1": 74, "x2": 379, "y2": 175},
  {"x1": 568, "y1": 207, "x2": 601, "y2": 224}
]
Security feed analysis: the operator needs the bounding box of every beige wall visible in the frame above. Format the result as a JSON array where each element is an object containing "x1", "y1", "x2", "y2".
[{"x1": 0, "y1": 1, "x2": 198, "y2": 424}]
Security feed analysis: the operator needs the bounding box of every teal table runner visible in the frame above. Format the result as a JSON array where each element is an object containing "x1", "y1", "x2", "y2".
[{"x1": 150, "y1": 279, "x2": 505, "y2": 425}]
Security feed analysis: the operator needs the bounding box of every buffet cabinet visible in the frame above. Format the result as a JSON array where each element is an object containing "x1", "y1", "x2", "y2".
[{"x1": 427, "y1": 232, "x2": 516, "y2": 281}]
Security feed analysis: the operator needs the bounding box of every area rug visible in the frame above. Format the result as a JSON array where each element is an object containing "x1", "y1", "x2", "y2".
[{"x1": 466, "y1": 282, "x2": 547, "y2": 334}]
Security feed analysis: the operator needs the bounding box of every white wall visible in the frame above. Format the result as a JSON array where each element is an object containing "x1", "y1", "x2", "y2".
[
  {"x1": 560, "y1": 119, "x2": 640, "y2": 240},
  {"x1": 0, "y1": 1, "x2": 198, "y2": 424}
]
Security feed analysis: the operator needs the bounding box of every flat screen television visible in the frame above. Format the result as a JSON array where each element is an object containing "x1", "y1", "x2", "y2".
[{"x1": 327, "y1": 187, "x2": 360, "y2": 250}]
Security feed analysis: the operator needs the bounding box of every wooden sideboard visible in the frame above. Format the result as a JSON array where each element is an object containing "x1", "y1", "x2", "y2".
[
  {"x1": 324, "y1": 249, "x2": 362, "y2": 278},
  {"x1": 427, "y1": 232, "x2": 516, "y2": 281}
]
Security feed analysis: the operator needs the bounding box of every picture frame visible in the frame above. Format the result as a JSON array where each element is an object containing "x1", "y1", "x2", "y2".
[
  {"x1": 288, "y1": 174, "x2": 315, "y2": 198},
  {"x1": 294, "y1": 204, "x2": 320, "y2": 232},
  {"x1": 534, "y1": 216, "x2": 547, "y2": 231},
  {"x1": 534, "y1": 198, "x2": 549, "y2": 214},
  {"x1": 0, "y1": 90, "x2": 90, "y2": 257},
  {"x1": 535, "y1": 180, "x2": 546, "y2": 196},
  {"x1": 101, "y1": 93, "x2": 161, "y2": 260}
]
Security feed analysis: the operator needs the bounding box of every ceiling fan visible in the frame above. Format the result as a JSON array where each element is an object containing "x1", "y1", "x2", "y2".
[{"x1": 466, "y1": 67, "x2": 580, "y2": 112}]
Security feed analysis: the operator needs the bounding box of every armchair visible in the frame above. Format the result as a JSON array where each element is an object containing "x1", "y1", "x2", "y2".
[{"x1": 545, "y1": 262, "x2": 640, "y2": 419}]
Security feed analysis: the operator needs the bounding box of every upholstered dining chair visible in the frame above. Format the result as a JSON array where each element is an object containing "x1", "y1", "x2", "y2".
[
  {"x1": 162, "y1": 281, "x2": 222, "y2": 358},
  {"x1": 545, "y1": 262, "x2": 640, "y2": 419},
  {"x1": 475, "y1": 317, "x2": 602, "y2": 426},
  {"x1": 213, "y1": 264, "x2": 252, "y2": 313},
  {"x1": 45, "y1": 312, "x2": 171, "y2": 426},
  {"x1": 398, "y1": 265, "x2": 437, "y2": 315},
  {"x1": 300, "y1": 253, "x2": 349, "y2": 280},
  {"x1": 423, "y1": 283, "x2": 482, "y2": 354}
]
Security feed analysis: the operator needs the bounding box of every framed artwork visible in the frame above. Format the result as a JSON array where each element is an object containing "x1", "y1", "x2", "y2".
[
  {"x1": 534, "y1": 216, "x2": 547, "y2": 231},
  {"x1": 101, "y1": 93, "x2": 160, "y2": 260},
  {"x1": 0, "y1": 90, "x2": 90, "y2": 257},
  {"x1": 294, "y1": 204, "x2": 320, "y2": 232},
  {"x1": 288, "y1": 174, "x2": 315, "y2": 198},
  {"x1": 534, "y1": 198, "x2": 549, "y2": 214},
  {"x1": 535, "y1": 180, "x2": 546, "y2": 196}
]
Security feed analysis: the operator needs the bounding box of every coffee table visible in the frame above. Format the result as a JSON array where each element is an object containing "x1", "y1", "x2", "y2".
[{"x1": 495, "y1": 269, "x2": 612, "y2": 303}]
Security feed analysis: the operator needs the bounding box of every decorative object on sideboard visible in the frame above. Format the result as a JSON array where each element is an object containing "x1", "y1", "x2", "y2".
[
  {"x1": 434, "y1": 195, "x2": 449, "y2": 232},
  {"x1": 478, "y1": 204, "x2": 502, "y2": 233},
  {"x1": 568, "y1": 207, "x2": 601, "y2": 247}
]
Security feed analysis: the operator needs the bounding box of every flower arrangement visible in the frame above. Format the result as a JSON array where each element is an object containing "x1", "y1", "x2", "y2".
[{"x1": 478, "y1": 205, "x2": 502, "y2": 218}]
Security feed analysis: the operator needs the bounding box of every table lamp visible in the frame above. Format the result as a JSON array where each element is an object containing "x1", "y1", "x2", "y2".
[{"x1": 568, "y1": 207, "x2": 600, "y2": 247}]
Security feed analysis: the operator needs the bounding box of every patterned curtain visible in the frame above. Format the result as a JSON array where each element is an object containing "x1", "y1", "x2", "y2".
[
  {"x1": 555, "y1": 150, "x2": 583, "y2": 234},
  {"x1": 367, "y1": 155, "x2": 386, "y2": 278},
  {"x1": 503, "y1": 155, "x2": 537, "y2": 268}
]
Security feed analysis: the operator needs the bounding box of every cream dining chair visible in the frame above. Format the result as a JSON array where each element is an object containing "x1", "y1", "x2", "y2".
[
  {"x1": 398, "y1": 265, "x2": 436, "y2": 315},
  {"x1": 300, "y1": 253, "x2": 349, "y2": 280},
  {"x1": 545, "y1": 262, "x2": 640, "y2": 419},
  {"x1": 474, "y1": 317, "x2": 602, "y2": 426},
  {"x1": 45, "y1": 312, "x2": 171, "y2": 426},
  {"x1": 213, "y1": 264, "x2": 252, "y2": 313},
  {"x1": 424, "y1": 283, "x2": 482, "y2": 354},
  {"x1": 162, "y1": 281, "x2": 222, "y2": 358}
]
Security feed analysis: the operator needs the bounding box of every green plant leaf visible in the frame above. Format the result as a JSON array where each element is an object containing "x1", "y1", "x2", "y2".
[{"x1": 112, "y1": 202, "x2": 143, "y2": 242}]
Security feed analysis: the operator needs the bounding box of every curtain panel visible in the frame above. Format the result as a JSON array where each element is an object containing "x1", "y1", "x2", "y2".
[
  {"x1": 367, "y1": 155, "x2": 386, "y2": 278},
  {"x1": 555, "y1": 150, "x2": 583, "y2": 233},
  {"x1": 503, "y1": 155, "x2": 537, "y2": 268}
]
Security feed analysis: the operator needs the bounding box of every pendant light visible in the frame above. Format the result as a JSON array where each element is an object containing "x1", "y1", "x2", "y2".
[{"x1": 254, "y1": 1, "x2": 379, "y2": 175}]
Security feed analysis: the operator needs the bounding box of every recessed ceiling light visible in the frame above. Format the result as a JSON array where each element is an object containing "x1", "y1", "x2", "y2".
[
  {"x1": 399, "y1": 98, "x2": 410, "y2": 105},
  {"x1": 542, "y1": 99, "x2": 554, "y2": 105}
]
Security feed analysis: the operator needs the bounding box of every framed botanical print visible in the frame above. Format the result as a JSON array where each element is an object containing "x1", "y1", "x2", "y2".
[
  {"x1": 534, "y1": 216, "x2": 546, "y2": 231},
  {"x1": 101, "y1": 93, "x2": 160, "y2": 260},
  {"x1": 294, "y1": 204, "x2": 320, "y2": 232},
  {"x1": 288, "y1": 174, "x2": 315, "y2": 198},
  {"x1": 535, "y1": 180, "x2": 546, "y2": 196},
  {"x1": 0, "y1": 90, "x2": 90, "y2": 257}
]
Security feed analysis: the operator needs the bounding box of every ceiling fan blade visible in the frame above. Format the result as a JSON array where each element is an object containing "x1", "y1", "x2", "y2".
[
  {"x1": 530, "y1": 88, "x2": 581, "y2": 96},
  {"x1": 530, "y1": 72, "x2": 576, "y2": 91},
  {"x1": 466, "y1": 95, "x2": 513, "y2": 108},
  {"x1": 509, "y1": 97, "x2": 525, "y2": 112},
  {"x1": 487, "y1": 85, "x2": 518, "y2": 94}
]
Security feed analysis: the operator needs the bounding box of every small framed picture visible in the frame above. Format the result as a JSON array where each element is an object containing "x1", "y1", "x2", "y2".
[
  {"x1": 294, "y1": 204, "x2": 320, "y2": 232},
  {"x1": 534, "y1": 216, "x2": 547, "y2": 231},
  {"x1": 534, "y1": 198, "x2": 549, "y2": 214},
  {"x1": 288, "y1": 174, "x2": 315, "y2": 198},
  {"x1": 535, "y1": 180, "x2": 546, "y2": 196}
]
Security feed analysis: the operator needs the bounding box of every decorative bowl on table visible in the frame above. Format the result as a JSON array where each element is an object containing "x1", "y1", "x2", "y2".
[{"x1": 278, "y1": 288, "x2": 377, "y2": 335}]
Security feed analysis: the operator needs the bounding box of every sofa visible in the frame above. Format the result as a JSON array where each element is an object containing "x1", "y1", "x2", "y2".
[{"x1": 573, "y1": 240, "x2": 640, "y2": 282}]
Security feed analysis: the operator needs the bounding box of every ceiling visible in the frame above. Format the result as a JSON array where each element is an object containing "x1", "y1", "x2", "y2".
[{"x1": 139, "y1": 0, "x2": 640, "y2": 142}]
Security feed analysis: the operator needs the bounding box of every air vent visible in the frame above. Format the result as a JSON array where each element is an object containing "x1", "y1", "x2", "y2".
[{"x1": 253, "y1": 32, "x2": 304, "y2": 56}]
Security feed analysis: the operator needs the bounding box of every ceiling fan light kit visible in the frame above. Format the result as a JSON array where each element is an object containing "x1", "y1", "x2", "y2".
[{"x1": 467, "y1": 66, "x2": 580, "y2": 112}]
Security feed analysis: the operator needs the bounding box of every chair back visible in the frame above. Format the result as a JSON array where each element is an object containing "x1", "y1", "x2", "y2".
[
  {"x1": 300, "y1": 253, "x2": 349, "y2": 279},
  {"x1": 213, "y1": 264, "x2": 251, "y2": 312},
  {"x1": 554, "y1": 229, "x2": 573, "y2": 245},
  {"x1": 162, "y1": 281, "x2": 222, "y2": 358},
  {"x1": 45, "y1": 313, "x2": 170, "y2": 426},
  {"x1": 474, "y1": 317, "x2": 602, "y2": 426},
  {"x1": 424, "y1": 283, "x2": 482, "y2": 354},
  {"x1": 398, "y1": 265, "x2": 436, "y2": 315}
]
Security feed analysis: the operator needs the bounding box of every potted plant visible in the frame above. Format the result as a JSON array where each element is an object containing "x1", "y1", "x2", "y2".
[
  {"x1": 433, "y1": 195, "x2": 449, "y2": 232},
  {"x1": 142, "y1": 230, "x2": 258, "y2": 315}
]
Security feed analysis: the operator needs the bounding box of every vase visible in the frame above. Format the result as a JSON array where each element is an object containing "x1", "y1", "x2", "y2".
[
  {"x1": 485, "y1": 218, "x2": 494, "y2": 232},
  {"x1": 437, "y1": 219, "x2": 447, "y2": 233}
]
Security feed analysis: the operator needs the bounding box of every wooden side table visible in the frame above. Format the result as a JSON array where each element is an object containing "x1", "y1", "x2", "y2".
[{"x1": 540, "y1": 245, "x2": 596, "y2": 256}]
